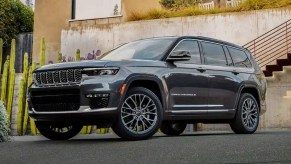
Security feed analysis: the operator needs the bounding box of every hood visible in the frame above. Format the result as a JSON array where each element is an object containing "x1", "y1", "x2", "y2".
[
  {"x1": 34, "y1": 60, "x2": 110, "y2": 72},
  {"x1": 34, "y1": 59, "x2": 168, "y2": 72}
]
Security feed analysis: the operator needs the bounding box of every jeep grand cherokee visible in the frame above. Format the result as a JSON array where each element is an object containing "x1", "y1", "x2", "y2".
[{"x1": 28, "y1": 36, "x2": 267, "y2": 140}]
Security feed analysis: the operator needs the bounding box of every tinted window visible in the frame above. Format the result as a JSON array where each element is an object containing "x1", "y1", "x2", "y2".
[
  {"x1": 172, "y1": 40, "x2": 201, "y2": 64},
  {"x1": 201, "y1": 42, "x2": 227, "y2": 66},
  {"x1": 228, "y1": 47, "x2": 252, "y2": 68},
  {"x1": 223, "y1": 46, "x2": 234, "y2": 66}
]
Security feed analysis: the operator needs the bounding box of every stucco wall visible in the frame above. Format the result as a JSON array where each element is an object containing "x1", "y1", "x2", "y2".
[
  {"x1": 61, "y1": 8, "x2": 291, "y2": 60},
  {"x1": 33, "y1": 0, "x2": 71, "y2": 63}
]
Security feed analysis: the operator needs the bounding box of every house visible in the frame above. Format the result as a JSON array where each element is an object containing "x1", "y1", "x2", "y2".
[{"x1": 32, "y1": 0, "x2": 161, "y2": 63}]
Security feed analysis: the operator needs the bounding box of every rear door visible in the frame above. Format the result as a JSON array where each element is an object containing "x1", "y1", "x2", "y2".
[
  {"x1": 200, "y1": 41, "x2": 240, "y2": 117},
  {"x1": 165, "y1": 39, "x2": 209, "y2": 114}
]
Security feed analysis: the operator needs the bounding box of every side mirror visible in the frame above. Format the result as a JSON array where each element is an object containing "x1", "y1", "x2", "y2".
[{"x1": 167, "y1": 51, "x2": 191, "y2": 62}]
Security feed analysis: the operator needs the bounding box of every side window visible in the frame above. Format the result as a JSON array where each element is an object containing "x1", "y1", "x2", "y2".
[
  {"x1": 201, "y1": 42, "x2": 227, "y2": 66},
  {"x1": 172, "y1": 40, "x2": 201, "y2": 64},
  {"x1": 223, "y1": 46, "x2": 234, "y2": 66},
  {"x1": 228, "y1": 47, "x2": 252, "y2": 68}
]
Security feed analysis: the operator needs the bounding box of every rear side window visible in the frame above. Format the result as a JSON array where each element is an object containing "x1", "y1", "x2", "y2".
[
  {"x1": 201, "y1": 42, "x2": 227, "y2": 66},
  {"x1": 228, "y1": 47, "x2": 252, "y2": 68},
  {"x1": 173, "y1": 40, "x2": 201, "y2": 64}
]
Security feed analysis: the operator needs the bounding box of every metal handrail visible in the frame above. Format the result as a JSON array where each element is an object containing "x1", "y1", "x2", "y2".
[
  {"x1": 243, "y1": 19, "x2": 291, "y2": 68},
  {"x1": 244, "y1": 19, "x2": 291, "y2": 46}
]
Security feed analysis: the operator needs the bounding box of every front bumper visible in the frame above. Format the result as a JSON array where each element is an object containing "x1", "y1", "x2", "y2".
[{"x1": 28, "y1": 75, "x2": 125, "y2": 125}]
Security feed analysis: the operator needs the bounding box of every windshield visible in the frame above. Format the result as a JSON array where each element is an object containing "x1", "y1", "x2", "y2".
[{"x1": 100, "y1": 38, "x2": 176, "y2": 61}]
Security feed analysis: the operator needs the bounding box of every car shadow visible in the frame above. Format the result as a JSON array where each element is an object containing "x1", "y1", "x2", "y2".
[{"x1": 28, "y1": 130, "x2": 273, "y2": 144}]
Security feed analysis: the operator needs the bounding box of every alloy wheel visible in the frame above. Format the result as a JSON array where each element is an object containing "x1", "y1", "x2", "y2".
[
  {"x1": 241, "y1": 98, "x2": 259, "y2": 130},
  {"x1": 121, "y1": 94, "x2": 158, "y2": 134}
]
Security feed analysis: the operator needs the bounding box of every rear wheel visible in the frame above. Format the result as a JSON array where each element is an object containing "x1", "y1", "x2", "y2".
[
  {"x1": 160, "y1": 121, "x2": 187, "y2": 136},
  {"x1": 112, "y1": 87, "x2": 162, "y2": 140},
  {"x1": 230, "y1": 93, "x2": 259, "y2": 134},
  {"x1": 36, "y1": 122, "x2": 82, "y2": 140}
]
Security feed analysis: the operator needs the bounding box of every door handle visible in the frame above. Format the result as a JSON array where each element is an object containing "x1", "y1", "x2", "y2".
[
  {"x1": 232, "y1": 70, "x2": 239, "y2": 75},
  {"x1": 197, "y1": 68, "x2": 206, "y2": 73}
]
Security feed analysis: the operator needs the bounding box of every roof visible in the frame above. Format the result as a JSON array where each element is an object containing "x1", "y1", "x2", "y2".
[{"x1": 178, "y1": 36, "x2": 243, "y2": 49}]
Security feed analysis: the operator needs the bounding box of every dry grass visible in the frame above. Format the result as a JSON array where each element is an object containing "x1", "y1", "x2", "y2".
[{"x1": 127, "y1": 0, "x2": 291, "y2": 21}]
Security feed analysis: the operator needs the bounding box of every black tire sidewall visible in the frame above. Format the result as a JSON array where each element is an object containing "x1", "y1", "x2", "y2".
[
  {"x1": 36, "y1": 122, "x2": 82, "y2": 140},
  {"x1": 231, "y1": 93, "x2": 260, "y2": 134},
  {"x1": 112, "y1": 87, "x2": 163, "y2": 140},
  {"x1": 160, "y1": 121, "x2": 187, "y2": 136}
]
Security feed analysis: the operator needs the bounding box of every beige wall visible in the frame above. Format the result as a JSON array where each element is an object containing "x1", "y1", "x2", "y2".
[
  {"x1": 61, "y1": 8, "x2": 291, "y2": 59},
  {"x1": 33, "y1": 0, "x2": 71, "y2": 64}
]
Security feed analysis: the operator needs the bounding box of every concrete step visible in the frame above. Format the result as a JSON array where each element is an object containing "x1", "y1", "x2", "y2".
[{"x1": 284, "y1": 91, "x2": 291, "y2": 99}]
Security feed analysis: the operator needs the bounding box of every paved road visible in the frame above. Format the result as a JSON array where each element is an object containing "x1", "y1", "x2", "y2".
[{"x1": 1, "y1": 130, "x2": 291, "y2": 164}]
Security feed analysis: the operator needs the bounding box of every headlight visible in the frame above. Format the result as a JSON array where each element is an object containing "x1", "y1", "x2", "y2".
[{"x1": 83, "y1": 68, "x2": 119, "y2": 76}]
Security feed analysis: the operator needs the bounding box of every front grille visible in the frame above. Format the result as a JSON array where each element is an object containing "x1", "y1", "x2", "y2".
[
  {"x1": 33, "y1": 69, "x2": 82, "y2": 87},
  {"x1": 31, "y1": 89, "x2": 80, "y2": 112},
  {"x1": 89, "y1": 98, "x2": 109, "y2": 109}
]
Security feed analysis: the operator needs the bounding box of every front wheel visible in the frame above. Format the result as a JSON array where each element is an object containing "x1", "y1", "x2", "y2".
[
  {"x1": 230, "y1": 93, "x2": 260, "y2": 134},
  {"x1": 112, "y1": 87, "x2": 163, "y2": 140},
  {"x1": 36, "y1": 122, "x2": 82, "y2": 140}
]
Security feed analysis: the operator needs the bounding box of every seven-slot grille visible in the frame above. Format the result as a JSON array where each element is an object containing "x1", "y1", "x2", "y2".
[{"x1": 34, "y1": 69, "x2": 82, "y2": 86}]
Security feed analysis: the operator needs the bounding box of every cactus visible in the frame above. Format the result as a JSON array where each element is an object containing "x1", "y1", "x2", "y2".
[
  {"x1": 6, "y1": 69, "x2": 15, "y2": 125},
  {"x1": 1, "y1": 60, "x2": 9, "y2": 104},
  {"x1": 58, "y1": 52, "x2": 62, "y2": 63},
  {"x1": 40, "y1": 37, "x2": 46, "y2": 66},
  {"x1": 0, "y1": 38, "x2": 3, "y2": 74},
  {"x1": 17, "y1": 79, "x2": 25, "y2": 135},
  {"x1": 76, "y1": 49, "x2": 80, "y2": 61},
  {"x1": 9, "y1": 39, "x2": 16, "y2": 71},
  {"x1": 21, "y1": 54, "x2": 29, "y2": 135}
]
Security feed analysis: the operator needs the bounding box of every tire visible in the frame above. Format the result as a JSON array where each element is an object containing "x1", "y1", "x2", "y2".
[
  {"x1": 112, "y1": 87, "x2": 163, "y2": 140},
  {"x1": 36, "y1": 122, "x2": 83, "y2": 140},
  {"x1": 160, "y1": 121, "x2": 187, "y2": 136},
  {"x1": 230, "y1": 93, "x2": 260, "y2": 134}
]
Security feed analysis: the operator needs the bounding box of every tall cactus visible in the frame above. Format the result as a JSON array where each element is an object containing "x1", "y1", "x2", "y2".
[
  {"x1": 17, "y1": 79, "x2": 25, "y2": 135},
  {"x1": 29, "y1": 62, "x2": 37, "y2": 135},
  {"x1": 1, "y1": 60, "x2": 9, "y2": 104},
  {"x1": 76, "y1": 49, "x2": 80, "y2": 61},
  {"x1": 6, "y1": 68, "x2": 15, "y2": 125},
  {"x1": 9, "y1": 39, "x2": 16, "y2": 71},
  {"x1": 0, "y1": 38, "x2": 3, "y2": 74},
  {"x1": 21, "y1": 53, "x2": 29, "y2": 135},
  {"x1": 6, "y1": 39, "x2": 17, "y2": 125},
  {"x1": 40, "y1": 37, "x2": 46, "y2": 66},
  {"x1": 58, "y1": 52, "x2": 62, "y2": 63}
]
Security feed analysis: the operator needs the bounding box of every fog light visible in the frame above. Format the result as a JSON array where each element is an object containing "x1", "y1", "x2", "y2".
[
  {"x1": 86, "y1": 94, "x2": 93, "y2": 98},
  {"x1": 86, "y1": 93, "x2": 109, "y2": 98}
]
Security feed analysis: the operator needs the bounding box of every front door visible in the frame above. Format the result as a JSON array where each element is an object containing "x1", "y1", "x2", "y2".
[{"x1": 165, "y1": 39, "x2": 209, "y2": 114}]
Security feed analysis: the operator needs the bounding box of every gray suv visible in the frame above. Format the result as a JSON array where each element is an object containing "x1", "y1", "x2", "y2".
[{"x1": 28, "y1": 36, "x2": 267, "y2": 140}]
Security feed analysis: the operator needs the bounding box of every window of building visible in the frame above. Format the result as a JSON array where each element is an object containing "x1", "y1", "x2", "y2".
[
  {"x1": 172, "y1": 40, "x2": 201, "y2": 64},
  {"x1": 228, "y1": 47, "x2": 252, "y2": 68},
  {"x1": 72, "y1": 0, "x2": 122, "y2": 20},
  {"x1": 201, "y1": 42, "x2": 227, "y2": 66}
]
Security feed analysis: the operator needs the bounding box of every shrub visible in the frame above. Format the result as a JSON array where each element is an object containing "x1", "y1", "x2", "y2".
[
  {"x1": 129, "y1": 0, "x2": 291, "y2": 21},
  {"x1": 0, "y1": 0, "x2": 34, "y2": 46},
  {"x1": 0, "y1": 101, "x2": 9, "y2": 142},
  {"x1": 160, "y1": 0, "x2": 202, "y2": 9}
]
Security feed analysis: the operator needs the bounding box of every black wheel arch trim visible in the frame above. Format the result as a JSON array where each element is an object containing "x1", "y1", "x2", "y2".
[
  {"x1": 118, "y1": 74, "x2": 168, "y2": 112},
  {"x1": 235, "y1": 82, "x2": 262, "y2": 113}
]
